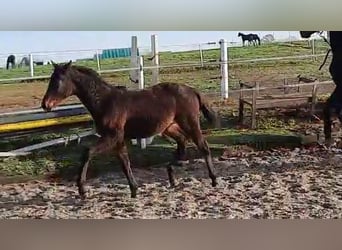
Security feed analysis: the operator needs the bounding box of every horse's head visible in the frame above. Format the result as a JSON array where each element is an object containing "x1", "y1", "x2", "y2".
[
  {"x1": 238, "y1": 32, "x2": 242, "y2": 37},
  {"x1": 41, "y1": 60, "x2": 75, "y2": 111},
  {"x1": 300, "y1": 31, "x2": 319, "y2": 38}
]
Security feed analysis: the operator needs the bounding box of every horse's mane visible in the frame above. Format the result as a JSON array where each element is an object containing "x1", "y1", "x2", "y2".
[
  {"x1": 72, "y1": 65, "x2": 101, "y2": 78},
  {"x1": 71, "y1": 64, "x2": 113, "y2": 87},
  {"x1": 71, "y1": 64, "x2": 127, "y2": 91}
]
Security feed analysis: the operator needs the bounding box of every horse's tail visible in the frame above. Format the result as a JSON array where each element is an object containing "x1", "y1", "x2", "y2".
[{"x1": 194, "y1": 90, "x2": 221, "y2": 128}]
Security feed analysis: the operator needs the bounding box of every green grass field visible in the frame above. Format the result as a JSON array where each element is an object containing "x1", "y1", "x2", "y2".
[
  {"x1": 0, "y1": 126, "x2": 305, "y2": 179},
  {"x1": 0, "y1": 40, "x2": 331, "y2": 88}
]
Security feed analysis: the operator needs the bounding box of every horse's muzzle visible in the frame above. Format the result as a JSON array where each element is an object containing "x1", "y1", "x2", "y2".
[{"x1": 41, "y1": 99, "x2": 52, "y2": 112}]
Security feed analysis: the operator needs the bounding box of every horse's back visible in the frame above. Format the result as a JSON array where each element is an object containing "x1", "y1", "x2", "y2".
[
  {"x1": 126, "y1": 82, "x2": 201, "y2": 116},
  {"x1": 110, "y1": 83, "x2": 179, "y2": 119},
  {"x1": 7, "y1": 55, "x2": 15, "y2": 62},
  {"x1": 151, "y1": 82, "x2": 202, "y2": 116},
  {"x1": 107, "y1": 82, "x2": 201, "y2": 119},
  {"x1": 117, "y1": 84, "x2": 178, "y2": 138},
  {"x1": 151, "y1": 82, "x2": 198, "y2": 98},
  {"x1": 100, "y1": 82, "x2": 204, "y2": 138}
]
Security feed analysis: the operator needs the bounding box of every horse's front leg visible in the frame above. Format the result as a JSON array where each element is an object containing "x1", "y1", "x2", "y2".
[
  {"x1": 116, "y1": 141, "x2": 138, "y2": 198},
  {"x1": 109, "y1": 128, "x2": 138, "y2": 198},
  {"x1": 77, "y1": 136, "x2": 114, "y2": 199}
]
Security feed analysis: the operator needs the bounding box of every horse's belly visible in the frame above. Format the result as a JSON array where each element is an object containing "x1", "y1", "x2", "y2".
[{"x1": 124, "y1": 117, "x2": 170, "y2": 139}]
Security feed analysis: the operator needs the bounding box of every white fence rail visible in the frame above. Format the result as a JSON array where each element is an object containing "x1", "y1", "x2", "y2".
[
  {"x1": 0, "y1": 130, "x2": 98, "y2": 157},
  {"x1": 0, "y1": 79, "x2": 335, "y2": 157}
]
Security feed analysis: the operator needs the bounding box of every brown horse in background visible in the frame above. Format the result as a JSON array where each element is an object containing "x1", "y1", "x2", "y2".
[{"x1": 41, "y1": 61, "x2": 220, "y2": 199}]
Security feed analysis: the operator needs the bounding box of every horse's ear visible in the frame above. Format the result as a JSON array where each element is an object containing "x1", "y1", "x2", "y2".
[
  {"x1": 64, "y1": 60, "x2": 72, "y2": 69},
  {"x1": 51, "y1": 60, "x2": 58, "y2": 68}
]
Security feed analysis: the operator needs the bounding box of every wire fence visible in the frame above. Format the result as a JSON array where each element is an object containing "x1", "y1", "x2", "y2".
[
  {"x1": 0, "y1": 35, "x2": 333, "y2": 116},
  {"x1": 0, "y1": 36, "x2": 330, "y2": 83},
  {"x1": 0, "y1": 35, "x2": 335, "y2": 153}
]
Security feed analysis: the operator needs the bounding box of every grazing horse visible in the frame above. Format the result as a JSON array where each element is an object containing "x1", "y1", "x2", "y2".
[
  {"x1": 6, "y1": 55, "x2": 15, "y2": 69},
  {"x1": 18, "y1": 56, "x2": 30, "y2": 68},
  {"x1": 238, "y1": 32, "x2": 260, "y2": 46},
  {"x1": 300, "y1": 31, "x2": 342, "y2": 144},
  {"x1": 41, "y1": 61, "x2": 219, "y2": 199},
  {"x1": 252, "y1": 34, "x2": 261, "y2": 45}
]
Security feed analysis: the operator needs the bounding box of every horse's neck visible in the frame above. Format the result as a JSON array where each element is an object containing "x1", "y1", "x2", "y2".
[{"x1": 73, "y1": 74, "x2": 112, "y2": 118}]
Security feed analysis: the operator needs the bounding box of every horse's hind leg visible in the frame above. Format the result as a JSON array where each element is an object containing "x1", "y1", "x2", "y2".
[
  {"x1": 162, "y1": 123, "x2": 188, "y2": 187},
  {"x1": 178, "y1": 116, "x2": 217, "y2": 187},
  {"x1": 163, "y1": 123, "x2": 188, "y2": 162},
  {"x1": 324, "y1": 86, "x2": 342, "y2": 145}
]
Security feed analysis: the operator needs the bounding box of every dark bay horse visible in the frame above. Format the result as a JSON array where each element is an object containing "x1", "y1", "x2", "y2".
[
  {"x1": 252, "y1": 34, "x2": 261, "y2": 45},
  {"x1": 19, "y1": 56, "x2": 30, "y2": 68},
  {"x1": 238, "y1": 32, "x2": 260, "y2": 46},
  {"x1": 300, "y1": 31, "x2": 342, "y2": 144},
  {"x1": 6, "y1": 55, "x2": 15, "y2": 69},
  {"x1": 41, "y1": 61, "x2": 219, "y2": 199}
]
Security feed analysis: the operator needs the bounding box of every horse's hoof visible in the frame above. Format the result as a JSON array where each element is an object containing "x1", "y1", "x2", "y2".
[
  {"x1": 211, "y1": 179, "x2": 218, "y2": 187},
  {"x1": 169, "y1": 181, "x2": 177, "y2": 188},
  {"x1": 325, "y1": 139, "x2": 334, "y2": 147},
  {"x1": 78, "y1": 191, "x2": 87, "y2": 200},
  {"x1": 130, "y1": 189, "x2": 137, "y2": 198},
  {"x1": 78, "y1": 186, "x2": 87, "y2": 200}
]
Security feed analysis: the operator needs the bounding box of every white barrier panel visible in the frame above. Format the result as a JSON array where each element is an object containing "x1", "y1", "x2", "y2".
[{"x1": 151, "y1": 34, "x2": 159, "y2": 85}]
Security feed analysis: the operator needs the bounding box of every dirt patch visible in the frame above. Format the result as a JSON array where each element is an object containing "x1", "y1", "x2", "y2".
[
  {"x1": 1, "y1": 145, "x2": 341, "y2": 218},
  {"x1": 0, "y1": 81, "x2": 79, "y2": 112}
]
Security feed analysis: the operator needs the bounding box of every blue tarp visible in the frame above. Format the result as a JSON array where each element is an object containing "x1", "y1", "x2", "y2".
[{"x1": 100, "y1": 48, "x2": 139, "y2": 59}]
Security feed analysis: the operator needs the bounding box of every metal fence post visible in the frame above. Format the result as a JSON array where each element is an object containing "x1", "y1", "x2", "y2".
[
  {"x1": 29, "y1": 54, "x2": 34, "y2": 77},
  {"x1": 220, "y1": 39, "x2": 229, "y2": 99},
  {"x1": 138, "y1": 56, "x2": 147, "y2": 149},
  {"x1": 144, "y1": 34, "x2": 160, "y2": 146},
  {"x1": 130, "y1": 36, "x2": 139, "y2": 82},
  {"x1": 311, "y1": 38, "x2": 316, "y2": 61},
  {"x1": 151, "y1": 34, "x2": 159, "y2": 85},
  {"x1": 96, "y1": 50, "x2": 101, "y2": 72},
  {"x1": 130, "y1": 36, "x2": 139, "y2": 146},
  {"x1": 199, "y1": 44, "x2": 204, "y2": 67}
]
